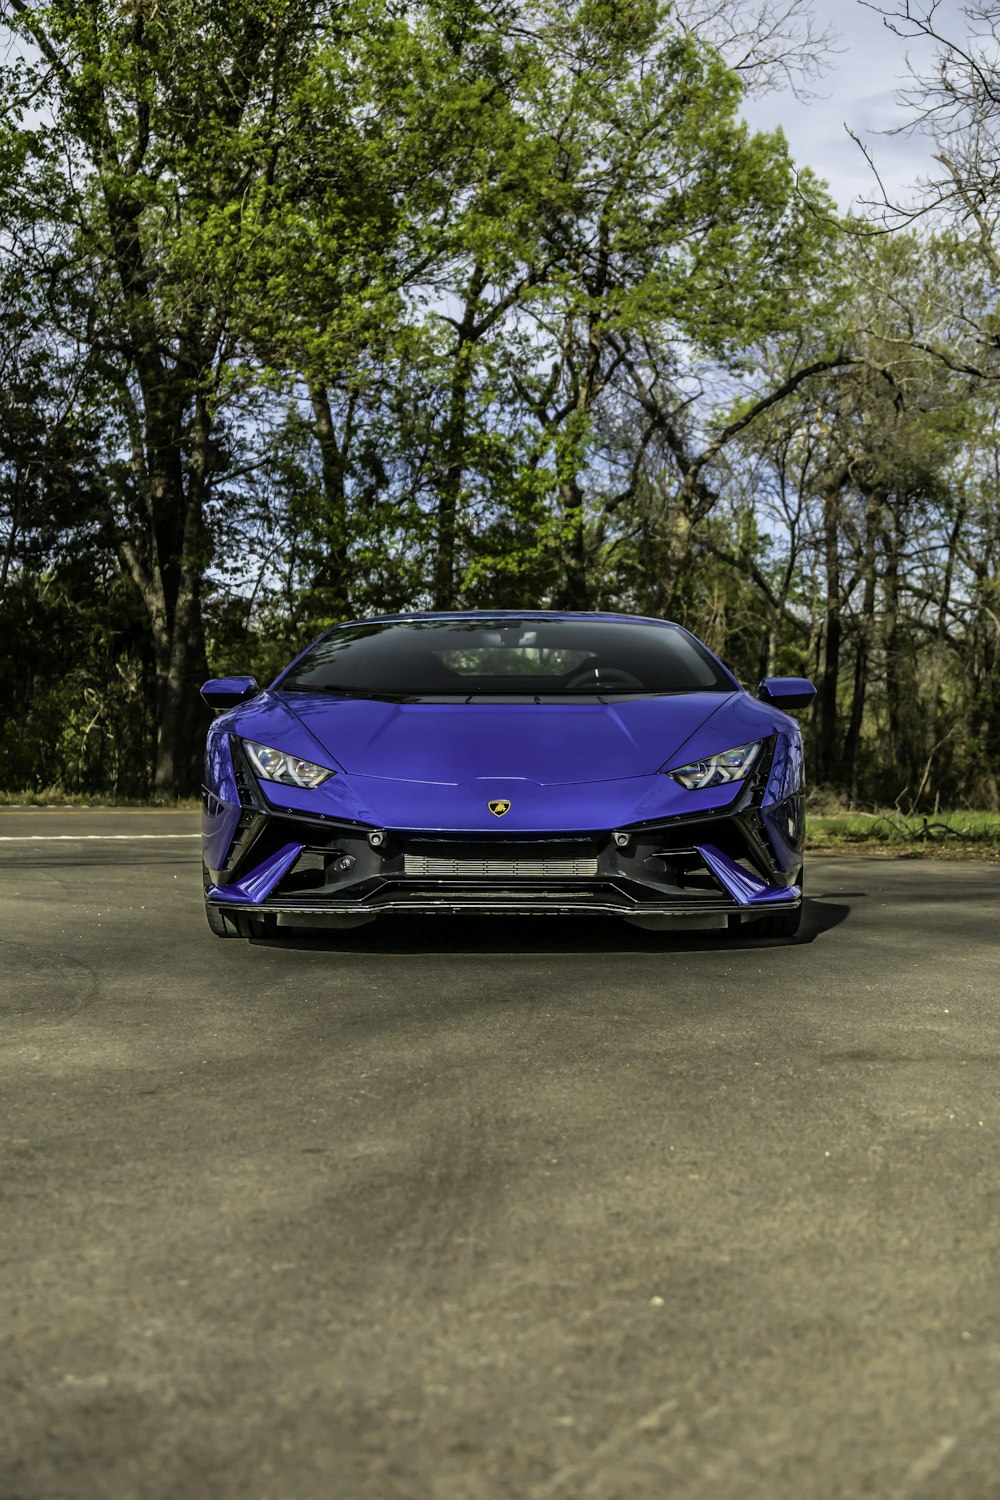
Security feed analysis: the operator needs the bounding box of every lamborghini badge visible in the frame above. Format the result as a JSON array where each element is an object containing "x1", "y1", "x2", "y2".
[{"x1": 488, "y1": 800, "x2": 511, "y2": 817}]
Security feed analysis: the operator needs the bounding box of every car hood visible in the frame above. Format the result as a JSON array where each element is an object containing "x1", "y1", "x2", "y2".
[{"x1": 267, "y1": 690, "x2": 739, "y2": 785}]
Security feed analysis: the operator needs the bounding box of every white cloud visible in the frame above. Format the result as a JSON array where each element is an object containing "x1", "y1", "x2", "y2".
[{"x1": 740, "y1": 0, "x2": 971, "y2": 213}]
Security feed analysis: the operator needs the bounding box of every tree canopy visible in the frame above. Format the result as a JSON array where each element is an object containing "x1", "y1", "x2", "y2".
[{"x1": 0, "y1": 0, "x2": 998, "y2": 809}]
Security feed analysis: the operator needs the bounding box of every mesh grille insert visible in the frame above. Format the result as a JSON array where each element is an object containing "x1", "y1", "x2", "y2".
[{"x1": 403, "y1": 854, "x2": 598, "y2": 879}]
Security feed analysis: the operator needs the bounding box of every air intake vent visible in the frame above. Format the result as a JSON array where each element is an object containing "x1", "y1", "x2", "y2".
[
  {"x1": 222, "y1": 810, "x2": 260, "y2": 872},
  {"x1": 230, "y1": 739, "x2": 261, "y2": 809},
  {"x1": 403, "y1": 854, "x2": 598, "y2": 879}
]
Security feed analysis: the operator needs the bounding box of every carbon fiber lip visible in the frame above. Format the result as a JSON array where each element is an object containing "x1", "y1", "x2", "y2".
[{"x1": 208, "y1": 892, "x2": 801, "y2": 917}]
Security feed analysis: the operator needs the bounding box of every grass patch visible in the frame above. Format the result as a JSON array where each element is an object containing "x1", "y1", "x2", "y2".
[
  {"x1": 808, "y1": 811, "x2": 1000, "y2": 857},
  {"x1": 0, "y1": 788, "x2": 199, "y2": 808}
]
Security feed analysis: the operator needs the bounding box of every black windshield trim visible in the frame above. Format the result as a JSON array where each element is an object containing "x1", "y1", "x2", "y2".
[{"x1": 278, "y1": 686, "x2": 732, "y2": 704}]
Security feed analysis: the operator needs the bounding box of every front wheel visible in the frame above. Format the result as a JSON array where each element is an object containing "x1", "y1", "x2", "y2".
[
  {"x1": 746, "y1": 903, "x2": 802, "y2": 939},
  {"x1": 205, "y1": 903, "x2": 280, "y2": 939},
  {"x1": 205, "y1": 901, "x2": 243, "y2": 938},
  {"x1": 736, "y1": 864, "x2": 804, "y2": 939}
]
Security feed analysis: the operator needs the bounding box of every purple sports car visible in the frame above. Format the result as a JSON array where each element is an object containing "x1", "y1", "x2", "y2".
[{"x1": 200, "y1": 612, "x2": 815, "y2": 939}]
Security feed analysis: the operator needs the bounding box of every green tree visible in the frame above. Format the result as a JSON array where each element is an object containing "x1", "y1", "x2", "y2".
[{"x1": 0, "y1": 0, "x2": 357, "y2": 792}]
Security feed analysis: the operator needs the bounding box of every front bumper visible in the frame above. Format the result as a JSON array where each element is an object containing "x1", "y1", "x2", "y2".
[{"x1": 203, "y1": 744, "x2": 803, "y2": 925}]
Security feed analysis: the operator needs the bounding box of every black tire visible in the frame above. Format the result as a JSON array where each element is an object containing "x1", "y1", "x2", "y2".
[
  {"x1": 205, "y1": 901, "x2": 243, "y2": 938},
  {"x1": 205, "y1": 903, "x2": 281, "y2": 939},
  {"x1": 746, "y1": 902, "x2": 802, "y2": 939}
]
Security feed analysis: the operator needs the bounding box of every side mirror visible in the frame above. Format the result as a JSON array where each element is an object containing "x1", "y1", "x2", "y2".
[
  {"x1": 201, "y1": 676, "x2": 260, "y2": 711},
  {"x1": 757, "y1": 676, "x2": 816, "y2": 710}
]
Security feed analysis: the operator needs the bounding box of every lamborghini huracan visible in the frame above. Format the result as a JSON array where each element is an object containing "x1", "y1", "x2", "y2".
[{"x1": 201, "y1": 612, "x2": 815, "y2": 939}]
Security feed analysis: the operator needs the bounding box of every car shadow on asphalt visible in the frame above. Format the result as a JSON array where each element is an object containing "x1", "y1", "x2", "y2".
[{"x1": 249, "y1": 895, "x2": 852, "y2": 956}]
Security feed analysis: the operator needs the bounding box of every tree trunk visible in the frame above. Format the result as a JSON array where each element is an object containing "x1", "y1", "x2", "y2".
[
  {"x1": 434, "y1": 265, "x2": 486, "y2": 609},
  {"x1": 119, "y1": 386, "x2": 210, "y2": 799},
  {"x1": 154, "y1": 509, "x2": 205, "y2": 795},
  {"x1": 915, "y1": 501, "x2": 965, "y2": 805},
  {"x1": 433, "y1": 347, "x2": 469, "y2": 608},
  {"x1": 882, "y1": 511, "x2": 904, "y2": 790},
  {"x1": 555, "y1": 476, "x2": 589, "y2": 608},
  {"x1": 308, "y1": 380, "x2": 350, "y2": 620},
  {"x1": 0, "y1": 467, "x2": 23, "y2": 600},
  {"x1": 842, "y1": 492, "x2": 880, "y2": 800},
  {"x1": 816, "y1": 485, "x2": 843, "y2": 785}
]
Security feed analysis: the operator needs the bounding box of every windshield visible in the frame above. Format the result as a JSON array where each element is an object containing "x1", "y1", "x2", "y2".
[{"x1": 279, "y1": 617, "x2": 733, "y2": 698}]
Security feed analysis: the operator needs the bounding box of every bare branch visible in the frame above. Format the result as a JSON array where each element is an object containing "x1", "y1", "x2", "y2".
[{"x1": 672, "y1": 0, "x2": 841, "y2": 98}]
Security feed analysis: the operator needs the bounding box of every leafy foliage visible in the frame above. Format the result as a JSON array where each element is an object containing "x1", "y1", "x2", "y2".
[{"x1": 0, "y1": 0, "x2": 997, "y2": 807}]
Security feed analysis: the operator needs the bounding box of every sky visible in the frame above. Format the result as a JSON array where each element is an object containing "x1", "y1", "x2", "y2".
[{"x1": 740, "y1": 0, "x2": 972, "y2": 214}]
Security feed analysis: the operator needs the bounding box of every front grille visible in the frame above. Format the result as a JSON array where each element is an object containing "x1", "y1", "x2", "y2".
[{"x1": 403, "y1": 854, "x2": 599, "y2": 879}]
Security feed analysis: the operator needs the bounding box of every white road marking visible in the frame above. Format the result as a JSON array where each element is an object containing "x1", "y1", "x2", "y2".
[{"x1": 0, "y1": 834, "x2": 200, "y2": 842}]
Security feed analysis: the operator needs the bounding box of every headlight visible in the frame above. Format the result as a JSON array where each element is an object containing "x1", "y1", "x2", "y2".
[
  {"x1": 243, "y1": 739, "x2": 334, "y2": 789},
  {"x1": 667, "y1": 740, "x2": 762, "y2": 790}
]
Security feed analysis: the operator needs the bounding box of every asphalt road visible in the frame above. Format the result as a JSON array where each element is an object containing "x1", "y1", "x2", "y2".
[{"x1": 1, "y1": 809, "x2": 999, "y2": 1500}]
